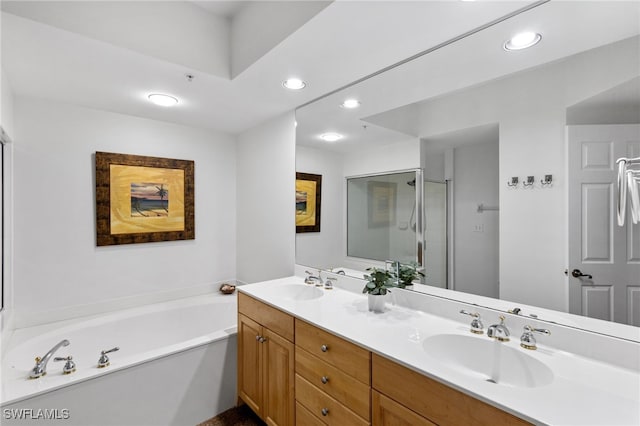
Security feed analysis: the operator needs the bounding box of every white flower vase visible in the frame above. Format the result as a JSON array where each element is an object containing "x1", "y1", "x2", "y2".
[{"x1": 368, "y1": 294, "x2": 386, "y2": 313}]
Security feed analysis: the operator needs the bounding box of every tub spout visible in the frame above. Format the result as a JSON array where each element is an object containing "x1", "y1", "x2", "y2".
[{"x1": 30, "y1": 339, "x2": 70, "y2": 379}]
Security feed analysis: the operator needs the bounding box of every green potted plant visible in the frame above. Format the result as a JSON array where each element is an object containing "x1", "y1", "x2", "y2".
[
  {"x1": 362, "y1": 267, "x2": 395, "y2": 312},
  {"x1": 391, "y1": 261, "x2": 425, "y2": 288}
]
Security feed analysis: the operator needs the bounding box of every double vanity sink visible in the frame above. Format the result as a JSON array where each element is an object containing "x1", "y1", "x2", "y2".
[{"x1": 240, "y1": 277, "x2": 640, "y2": 425}]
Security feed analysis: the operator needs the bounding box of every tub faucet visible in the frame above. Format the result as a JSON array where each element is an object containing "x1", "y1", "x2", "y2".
[
  {"x1": 487, "y1": 316, "x2": 510, "y2": 342},
  {"x1": 29, "y1": 339, "x2": 70, "y2": 379}
]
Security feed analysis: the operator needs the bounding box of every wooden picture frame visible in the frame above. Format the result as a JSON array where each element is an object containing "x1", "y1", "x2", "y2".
[
  {"x1": 368, "y1": 181, "x2": 396, "y2": 227},
  {"x1": 296, "y1": 172, "x2": 322, "y2": 233},
  {"x1": 95, "y1": 151, "x2": 195, "y2": 246}
]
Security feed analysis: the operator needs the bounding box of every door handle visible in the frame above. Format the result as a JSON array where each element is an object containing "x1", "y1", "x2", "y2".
[{"x1": 571, "y1": 269, "x2": 592, "y2": 279}]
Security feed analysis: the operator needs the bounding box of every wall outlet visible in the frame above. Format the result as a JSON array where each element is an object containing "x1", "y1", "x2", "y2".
[{"x1": 473, "y1": 224, "x2": 484, "y2": 233}]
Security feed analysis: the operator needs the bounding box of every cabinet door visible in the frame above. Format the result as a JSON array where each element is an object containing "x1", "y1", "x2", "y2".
[
  {"x1": 263, "y1": 328, "x2": 295, "y2": 426},
  {"x1": 238, "y1": 314, "x2": 263, "y2": 417},
  {"x1": 373, "y1": 391, "x2": 436, "y2": 426}
]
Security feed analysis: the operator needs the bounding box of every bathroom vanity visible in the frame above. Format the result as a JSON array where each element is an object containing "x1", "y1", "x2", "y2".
[{"x1": 237, "y1": 276, "x2": 640, "y2": 426}]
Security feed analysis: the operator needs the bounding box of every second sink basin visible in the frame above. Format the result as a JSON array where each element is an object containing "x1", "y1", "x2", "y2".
[
  {"x1": 275, "y1": 284, "x2": 324, "y2": 301},
  {"x1": 423, "y1": 334, "x2": 554, "y2": 388}
]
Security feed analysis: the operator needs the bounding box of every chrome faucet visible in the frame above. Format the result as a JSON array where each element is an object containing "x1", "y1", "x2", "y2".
[
  {"x1": 520, "y1": 325, "x2": 551, "y2": 350},
  {"x1": 29, "y1": 339, "x2": 70, "y2": 379},
  {"x1": 487, "y1": 316, "x2": 510, "y2": 342},
  {"x1": 304, "y1": 270, "x2": 323, "y2": 286},
  {"x1": 459, "y1": 310, "x2": 484, "y2": 334}
]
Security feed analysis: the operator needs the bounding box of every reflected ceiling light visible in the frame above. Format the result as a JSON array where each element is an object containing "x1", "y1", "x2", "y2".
[
  {"x1": 283, "y1": 78, "x2": 306, "y2": 90},
  {"x1": 320, "y1": 133, "x2": 343, "y2": 142},
  {"x1": 340, "y1": 99, "x2": 361, "y2": 109},
  {"x1": 148, "y1": 93, "x2": 179, "y2": 107},
  {"x1": 504, "y1": 31, "x2": 542, "y2": 51}
]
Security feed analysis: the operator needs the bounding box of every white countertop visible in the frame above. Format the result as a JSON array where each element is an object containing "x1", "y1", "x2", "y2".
[{"x1": 239, "y1": 276, "x2": 640, "y2": 426}]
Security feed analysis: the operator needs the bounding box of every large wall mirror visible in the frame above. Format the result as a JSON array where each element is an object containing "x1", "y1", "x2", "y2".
[{"x1": 295, "y1": 1, "x2": 640, "y2": 340}]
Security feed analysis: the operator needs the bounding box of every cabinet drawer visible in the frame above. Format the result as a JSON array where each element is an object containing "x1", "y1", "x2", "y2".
[
  {"x1": 372, "y1": 390, "x2": 436, "y2": 426},
  {"x1": 238, "y1": 293, "x2": 294, "y2": 342},
  {"x1": 296, "y1": 374, "x2": 369, "y2": 426},
  {"x1": 296, "y1": 347, "x2": 370, "y2": 420},
  {"x1": 295, "y1": 320, "x2": 370, "y2": 384},
  {"x1": 296, "y1": 402, "x2": 325, "y2": 426},
  {"x1": 372, "y1": 354, "x2": 531, "y2": 426}
]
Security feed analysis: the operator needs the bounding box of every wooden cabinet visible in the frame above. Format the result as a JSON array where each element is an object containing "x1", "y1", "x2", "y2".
[
  {"x1": 372, "y1": 391, "x2": 436, "y2": 426},
  {"x1": 237, "y1": 292, "x2": 530, "y2": 426},
  {"x1": 294, "y1": 320, "x2": 371, "y2": 425},
  {"x1": 372, "y1": 353, "x2": 531, "y2": 426},
  {"x1": 238, "y1": 294, "x2": 294, "y2": 426}
]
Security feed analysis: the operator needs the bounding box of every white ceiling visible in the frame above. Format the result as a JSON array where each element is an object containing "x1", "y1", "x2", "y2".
[
  {"x1": 0, "y1": 0, "x2": 540, "y2": 135},
  {"x1": 295, "y1": 1, "x2": 640, "y2": 153}
]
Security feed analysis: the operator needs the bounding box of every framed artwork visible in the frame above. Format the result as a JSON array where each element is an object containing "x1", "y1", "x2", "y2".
[
  {"x1": 296, "y1": 172, "x2": 322, "y2": 233},
  {"x1": 95, "y1": 151, "x2": 195, "y2": 246},
  {"x1": 368, "y1": 181, "x2": 396, "y2": 227}
]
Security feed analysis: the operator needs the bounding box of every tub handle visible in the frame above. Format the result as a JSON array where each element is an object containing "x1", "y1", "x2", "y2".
[
  {"x1": 54, "y1": 356, "x2": 76, "y2": 375},
  {"x1": 98, "y1": 347, "x2": 120, "y2": 368}
]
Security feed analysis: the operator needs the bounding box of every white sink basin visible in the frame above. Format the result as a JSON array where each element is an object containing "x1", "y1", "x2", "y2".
[
  {"x1": 275, "y1": 284, "x2": 324, "y2": 301},
  {"x1": 423, "y1": 334, "x2": 554, "y2": 388}
]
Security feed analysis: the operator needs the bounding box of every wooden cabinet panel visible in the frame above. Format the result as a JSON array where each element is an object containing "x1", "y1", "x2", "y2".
[
  {"x1": 295, "y1": 347, "x2": 370, "y2": 420},
  {"x1": 372, "y1": 354, "x2": 530, "y2": 426},
  {"x1": 239, "y1": 293, "x2": 294, "y2": 342},
  {"x1": 295, "y1": 374, "x2": 369, "y2": 426},
  {"x1": 295, "y1": 402, "x2": 325, "y2": 426},
  {"x1": 295, "y1": 320, "x2": 370, "y2": 385},
  {"x1": 372, "y1": 391, "x2": 436, "y2": 426},
  {"x1": 238, "y1": 314, "x2": 263, "y2": 417},
  {"x1": 264, "y1": 328, "x2": 295, "y2": 426}
]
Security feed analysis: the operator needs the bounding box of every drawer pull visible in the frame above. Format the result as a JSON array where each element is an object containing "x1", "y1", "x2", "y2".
[
  {"x1": 256, "y1": 335, "x2": 261, "y2": 341},
  {"x1": 321, "y1": 376, "x2": 329, "y2": 384},
  {"x1": 259, "y1": 337, "x2": 267, "y2": 343},
  {"x1": 321, "y1": 408, "x2": 329, "y2": 416},
  {"x1": 321, "y1": 344, "x2": 328, "y2": 352}
]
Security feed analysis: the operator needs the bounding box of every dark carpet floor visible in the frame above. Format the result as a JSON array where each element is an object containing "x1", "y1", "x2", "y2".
[{"x1": 197, "y1": 405, "x2": 265, "y2": 426}]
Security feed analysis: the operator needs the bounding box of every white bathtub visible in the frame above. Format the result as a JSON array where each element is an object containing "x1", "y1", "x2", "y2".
[{"x1": 1, "y1": 292, "x2": 238, "y2": 425}]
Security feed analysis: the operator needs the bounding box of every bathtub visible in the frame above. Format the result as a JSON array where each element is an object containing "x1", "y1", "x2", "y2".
[{"x1": 1, "y1": 292, "x2": 238, "y2": 425}]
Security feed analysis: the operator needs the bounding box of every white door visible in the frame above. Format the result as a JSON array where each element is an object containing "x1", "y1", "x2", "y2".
[{"x1": 568, "y1": 124, "x2": 640, "y2": 325}]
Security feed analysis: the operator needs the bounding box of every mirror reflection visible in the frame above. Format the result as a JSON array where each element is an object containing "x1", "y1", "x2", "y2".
[
  {"x1": 295, "y1": 1, "x2": 640, "y2": 334},
  {"x1": 346, "y1": 170, "x2": 421, "y2": 265}
]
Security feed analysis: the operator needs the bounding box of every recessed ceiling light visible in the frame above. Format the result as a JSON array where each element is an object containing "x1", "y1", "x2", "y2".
[
  {"x1": 504, "y1": 32, "x2": 542, "y2": 51},
  {"x1": 283, "y1": 78, "x2": 306, "y2": 90},
  {"x1": 340, "y1": 99, "x2": 361, "y2": 109},
  {"x1": 148, "y1": 93, "x2": 179, "y2": 107},
  {"x1": 320, "y1": 133, "x2": 343, "y2": 142}
]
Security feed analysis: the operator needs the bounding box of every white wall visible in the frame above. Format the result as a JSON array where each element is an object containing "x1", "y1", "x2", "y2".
[
  {"x1": 295, "y1": 145, "x2": 343, "y2": 269},
  {"x1": 230, "y1": 1, "x2": 332, "y2": 78},
  {"x1": 414, "y1": 37, "x2": 639, "y2": 311},
  {"x1": 453, "y1": 140, "x2": 499, "y2": 298},
  {"x1": 236, "y1": 112, "x2": 296, "y2": 283},
  {"x1": 12, "y1": 97, "x2": 236, "y2": 324},
  {"x1": 343, "y1": 138, "x2": 420, "y2": 177}
]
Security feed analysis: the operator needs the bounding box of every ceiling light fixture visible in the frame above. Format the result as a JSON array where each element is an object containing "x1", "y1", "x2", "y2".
[
  {"x1": 148, "y1": 93, "x2": 179, "y2": 107},
  {"x1": 320, "y1": 133, "x2": 343, "y2": 142},
  {"x1": 340, "y1": 99, "x2": 361, "y2": 109},
  {"x1": 283, "y1": 78, "x2": 306, "y2": 90},
  {"x1": 504, "y1": 31, "x2": 542, "y2": 51}
]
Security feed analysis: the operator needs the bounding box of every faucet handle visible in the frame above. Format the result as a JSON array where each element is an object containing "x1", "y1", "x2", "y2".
[
  {"x1": 520, "y1": 326, "x2": 551, "y2": 350},
  {"x1": 98, "y1": 347, "x2": 120, "y2": 368},
  {"x1": 324, "y1": 277, "x2": 336, "y2": 290},
  {"x1": 54, "y1": 356, "x2": 76, "y2": 374},
  {"x1": 459, "y1": 310, "x2": 484, "y2": 334}
]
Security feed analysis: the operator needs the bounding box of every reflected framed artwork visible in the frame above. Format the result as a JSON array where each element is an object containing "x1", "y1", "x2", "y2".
[
  {"x1": 296, "y1": 172, "x2": 322, "y2": 233},
  {"x1": 95, "y1": 152, "x2": 195, "y2": 246},
  {"x1": 368, "y1": 181, "x2": 396, "y2": 227}
]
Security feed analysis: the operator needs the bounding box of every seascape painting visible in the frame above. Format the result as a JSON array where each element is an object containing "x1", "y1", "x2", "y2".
[
  {"x1": 296, "y1": 190, "x2": 308, "y2": 215},
  {"x1": 295, "y1": 172, "x2": 322, "y2": 233},
  {"x1": 131, "y1": 183, "x2": 169, "y2": 217}
]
